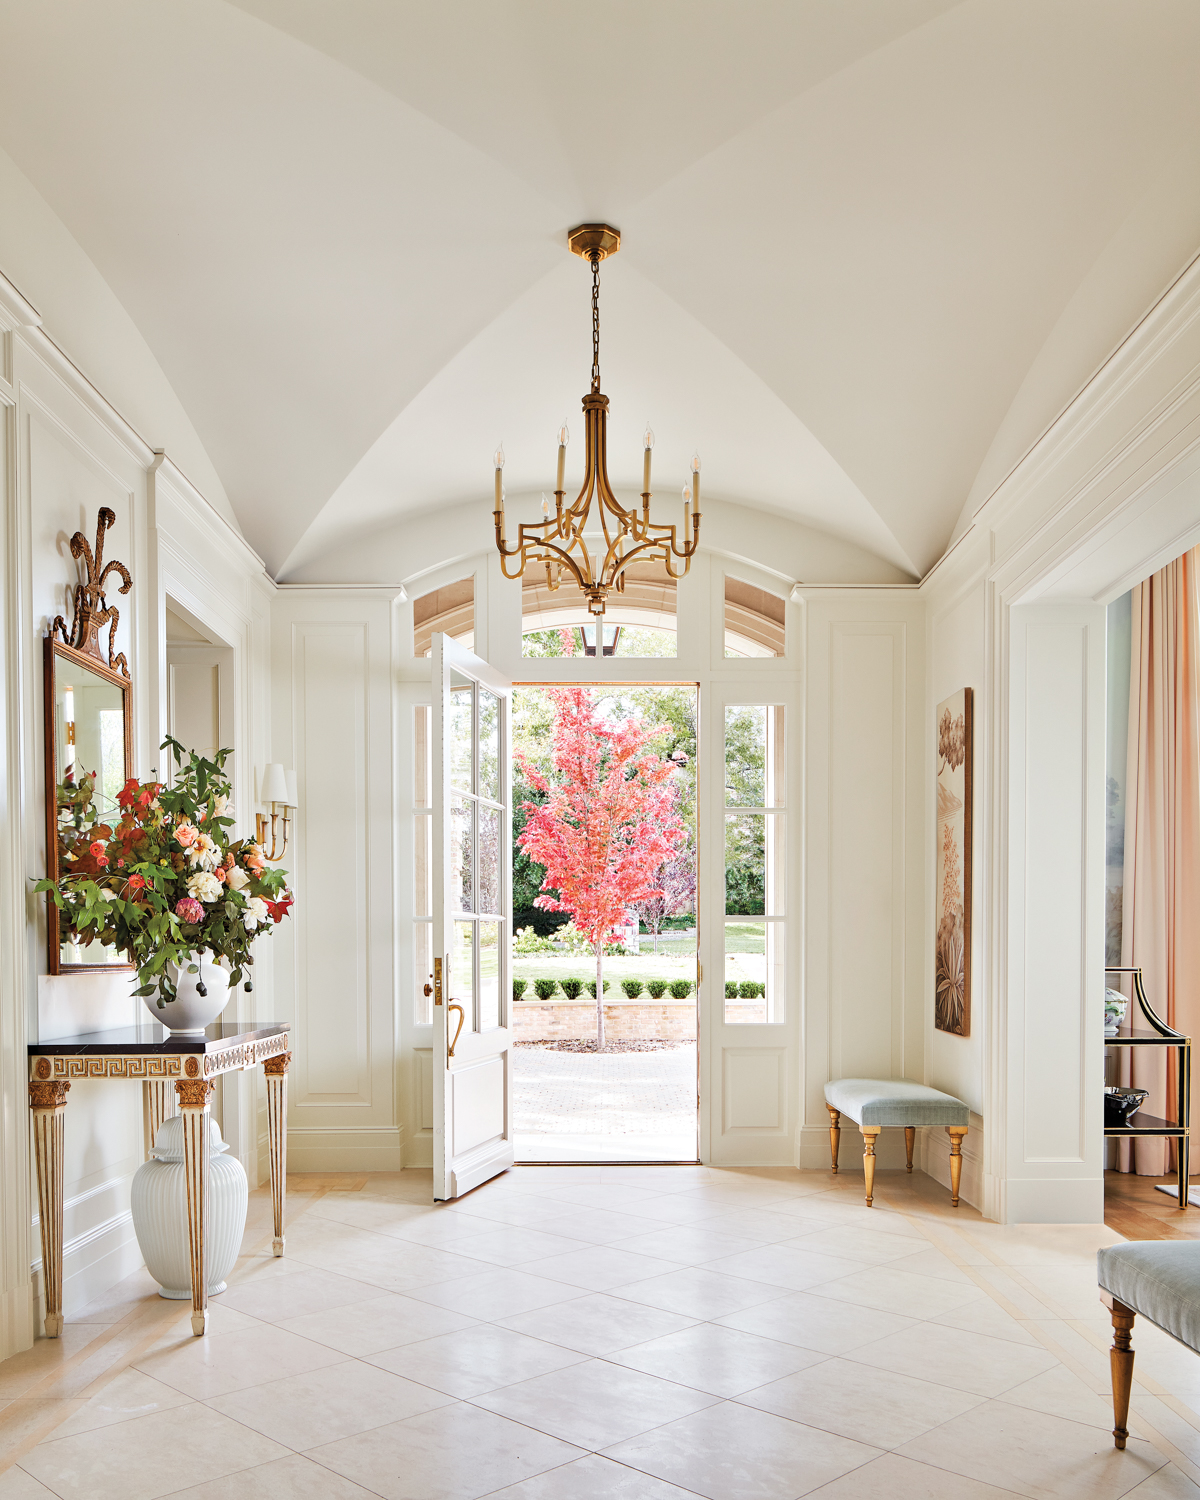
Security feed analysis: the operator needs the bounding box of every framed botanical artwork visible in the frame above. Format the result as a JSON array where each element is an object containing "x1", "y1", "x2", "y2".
[{"x1": 935, "y1": 687, "x2": 972, "y2": 1036}]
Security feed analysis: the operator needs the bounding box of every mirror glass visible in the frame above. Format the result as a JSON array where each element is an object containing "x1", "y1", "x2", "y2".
[{"x1": 49, "y1": 649, "x2": 132, "y2": 969}]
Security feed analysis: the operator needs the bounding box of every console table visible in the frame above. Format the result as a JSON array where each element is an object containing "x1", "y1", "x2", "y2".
[
  {"x1": 28, "y1": 1021, "x2": 291, "y2": 1338},
  {"x1": 1105, "y1": 967, "x2": 1190, "y2": 1209}
]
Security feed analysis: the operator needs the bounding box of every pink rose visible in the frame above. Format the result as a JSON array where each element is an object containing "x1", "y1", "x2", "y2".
[{"x1": 174, "y1": 822, "x2": 198, "y2": 849}]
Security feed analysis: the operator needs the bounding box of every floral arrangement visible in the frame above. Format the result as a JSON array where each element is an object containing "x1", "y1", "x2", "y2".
[{"x1": 37, "y1": 737, "x2": 292, "y2": 1005}]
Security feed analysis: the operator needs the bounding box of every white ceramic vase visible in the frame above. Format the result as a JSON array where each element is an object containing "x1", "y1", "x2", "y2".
[
  {"x1": 140, "y1": 950, "x2": 231, "y2": 1035},
  {"x1": 130, "y1": 1114, "x2": 248, "y2": 1299}
]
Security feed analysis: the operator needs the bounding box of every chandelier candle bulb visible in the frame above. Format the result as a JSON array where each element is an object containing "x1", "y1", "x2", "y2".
[{"x1": 691, "y1": 452, "x2": 701, "y2": 513}]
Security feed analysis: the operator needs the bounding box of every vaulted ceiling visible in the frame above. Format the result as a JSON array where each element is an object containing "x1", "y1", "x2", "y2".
[{"x1": 2, "y1": 1, "x2": 1199, "y2": 580}]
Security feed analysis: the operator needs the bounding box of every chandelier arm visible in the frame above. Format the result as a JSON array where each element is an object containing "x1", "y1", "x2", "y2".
[{"x1": 523, "y1": 537, "x2": 592, "y2": 592}]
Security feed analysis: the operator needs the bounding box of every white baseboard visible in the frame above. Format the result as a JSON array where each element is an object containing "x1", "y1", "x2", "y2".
[
  {"x1": 286, "y1": 1127, "x2": 404, "y2": 1173},
  {"x1": 0, "y1": 1279, "x2": 36, "y2": 1362},
  {"x1": 32, "y1": 1208, "x2": 144, "y2": 1320},
  {"x1": 797, "y1": 1123, "x2": 912, "y2": 1172},
  {"x1": 403, "y1": 1133, "x2": 433, "y2": 1169}
]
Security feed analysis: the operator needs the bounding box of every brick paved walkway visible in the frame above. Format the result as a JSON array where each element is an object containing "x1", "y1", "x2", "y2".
[{"x1": 513, "y1": 1043, "x2": 698, "y2": 1162}]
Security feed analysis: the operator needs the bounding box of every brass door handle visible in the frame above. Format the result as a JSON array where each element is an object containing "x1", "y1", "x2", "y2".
[
  {"x1": 447, "y1": 1003, "x2": 465, "y2": 1058},
  {"x1": 423, "y1": 983, "x2": 433, "y2": 997}
]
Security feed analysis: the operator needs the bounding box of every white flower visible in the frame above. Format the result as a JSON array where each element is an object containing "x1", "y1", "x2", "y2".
[
  {"x1": 186, "y1": 833, "x2": 221, "y2": 871},
  {"x1": 187, "y1": 871, "x2": 222, "y2": 904},
  {"x1": 243, "y1": 895, "x2": 268, "y2": 931},
  {"x1": 213, "y1": 794, "x2": 229, "y2": 817},
  {"x1": 225, "y1": 866, "x2": 250, "y2": 892}
]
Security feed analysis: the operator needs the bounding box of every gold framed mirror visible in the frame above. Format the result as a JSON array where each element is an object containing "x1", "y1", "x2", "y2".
[{"x1": 43, "y1": 506, "x2": 135, "y2": 973}]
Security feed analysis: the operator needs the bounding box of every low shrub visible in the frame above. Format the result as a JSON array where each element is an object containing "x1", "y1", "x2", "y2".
[
  {"x1": 585, "y1": 979, "x2": 611, "y2": 997},
  {"x1": 668, "y1": 979, "x2": 693, "y2": 999},
  {"x1": 738, "y1": 980, "x2": 764, "y2": 999},
  {"x1": 560, "y1": 978, "x2": 584, "y2": 1000},
  {"x1": 513, "y1": 979, "x2": 528, "y2": 1000},
  {"x1": 533, "y1": 978, "x2": 558, "y2": 1001},
  {"x1": 725, "y1": 981, "x2": 738, "y2": 999},
  {"x1": 645, "y1": 979, "x2": 669, "y2": 998},
  {"x1": 620, "y1": 979, "x2": 644, "y2": 999},
  {"x1": 514, "y1": 926, "x2": 553, "y2": 955}
]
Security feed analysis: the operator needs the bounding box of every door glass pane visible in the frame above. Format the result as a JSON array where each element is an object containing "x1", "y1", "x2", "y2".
[
  {"x1": 479, "y1": 920, "x2": 501, "y2": 1030},
  {"x1": 450, "y1": 678, "x2": 474, "y2": 794},
  {"x1": 451, "y1": 919, "x2": 474, "y2": 1024},
  {"x1": 724, "y1": 919, "x2": 783, "y2": 1023},
  {"x1": 415, "y1": 920, "x2": 432, "y2": 1024},
  {"x1": 478, "y1": 804, "x2": 500, "y2": 916},
  {"x1": 479, "y1": 689, "x2": 500, "y2": 803},
  {"x1": 725, "y1": 705, "x2": 766, "y2": 806},
  {"x1": 414, "y1": 812, "x2": 432, "y2": 917},
  {"x1": 452, "y1": 798, "x2": 474, "y2": 912},
  {"x1": 414, "y1": 705, "x2": 431, "y2": 808},
  {"x1": 725, "y1": 813, "x2": 765, "y2": 915}
]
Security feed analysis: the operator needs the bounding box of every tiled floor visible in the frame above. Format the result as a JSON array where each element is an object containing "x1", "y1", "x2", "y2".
[
  {"x1": 513, "y1": 1045, "x2": 697, "y2": 1162},
  {"x1": 3, "y1": 1164, "x2": 1200, "y2": 1498}
]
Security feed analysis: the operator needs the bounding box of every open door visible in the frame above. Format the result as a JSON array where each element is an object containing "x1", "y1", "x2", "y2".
[{"x1": 432, "y1": 633, "x2": 514, "y2": 1199}]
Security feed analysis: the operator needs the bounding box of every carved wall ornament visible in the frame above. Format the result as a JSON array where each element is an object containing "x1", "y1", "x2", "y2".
[
  {"x1": 50, "y1": 506, "x2": 132, "y2": 676},
  {"x1": 29, "y1": 1080, "x2": 71, "y2": 1109}
]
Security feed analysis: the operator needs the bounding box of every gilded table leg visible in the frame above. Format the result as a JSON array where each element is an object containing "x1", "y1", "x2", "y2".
[
  {"x1": 861, "y1": 1126, "x2": 880, "y2": 1207},
  {"x1": 1108, "y1": 1299, "x2": 1136, "y2": 1449},
  {"x1": 143, "y1": 1079, "x2": 175, "y2": 1160},
  {"x1": 176, "y1": 1077, "x2": 214, "y2": 1337},
  {"x1": 264, "y1": 1052, "x2": 291, "y2": 1257},
  {"x1": 904, "y1": 1126, "x2": 915, "y2": 1173},
  {"x1": 947, "y1": 1126, "x2": 968, "y2": 1206},
  {"x1": 29, "y1": 1079, "x2": 70, "y2": 1338},
  {"x1": 826, "y1": 1105, "x2": 841, "y2": 1173}
]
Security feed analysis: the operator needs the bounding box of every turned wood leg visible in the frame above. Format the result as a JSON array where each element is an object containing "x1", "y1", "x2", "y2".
[
  {"x1": 1108, "y1": 1299, "x2": 1136, "y2": 1449},
  {"x1": 947, "y1": 1126, "x2": 967, "y2": 1206},
  {"x1": 826, "y1": 1105, "x2": 841, "y2": 1174},
  {"x1": 143, "y1": 1078, "x2": 175, "y2": 1160},
  {"x1": 904, "y1": 1126, "x2": 915, "y2": 1173},
  {"x1": 861, "y1": 1126, "x2": 881, "y2": 1207},
  {"x1": 264, "y1": 1052, "x2": 291, "y2": 1257},
  {"x1": 176, "y1": 1077, "x2": 213, "y2": 1337},
  {"x1": 29, "y1": 1078, "x2": 70, "y2": 1338}
]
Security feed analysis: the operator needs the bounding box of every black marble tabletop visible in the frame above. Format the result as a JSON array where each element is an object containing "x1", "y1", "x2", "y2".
[{"x1": 29, "y1": 1021, "x2": 290, "y2": 1055}]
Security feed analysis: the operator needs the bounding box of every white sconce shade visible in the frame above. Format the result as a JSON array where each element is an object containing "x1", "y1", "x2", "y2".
[
  {"x1": 284, "y1": 769, "x2": 298, "y2": 808},
  {"x1": 260, "y1": 763, "x2": 288, "y2": 805}
]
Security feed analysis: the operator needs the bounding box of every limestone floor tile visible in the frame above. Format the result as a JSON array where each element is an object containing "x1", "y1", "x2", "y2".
[
  {"x1": 276, "y1": 1291, "x2": 478, "y2": 1357},
  {"x1": 879, "y1": 1246, "x2": 977, "y2": 1284},
  {"x1": 1125, "y1": 1467, "x2": 1200, "y2": 1498},
  {"x1": 0, "y1": 1397, "x2": 79, "y2": 1460},
  {"x1": 439, "y1": 1194, "x2": 578, "y2": 1230},
  {"x1": 687, "y1": 1208, "x2": 826, "y2": 1243},
  {"x1": 717, "y1": 1289, "x2": 917, "y2": 1355},
  {"x1": 738, "y1": 1354, "x2": 985, "y2": 1449},
  {"x1": 602, "y1": 1400, "x2": 883, "y2": 1500},
  {"x1": 896, "y1": 1398, "x2": 1166, "y2": 1499},
  {"x1": 0, "y1": 1326, "x2": 108, "y2": 1398},
  {"x1": 613, "y1": 1266, "x2": 791, "y2": 1320},
  {"x1": 473, "y1": 1358, "x2": 718, "y2": 1451},
  {"x1": 17, "y1": 1401, "x2": 290, "y2": 1500},
  {"x1": 70, "y1": 1267, "x2": 165, "y2": 1325},
  {"x1": 533, "y1": 1208, "x2": 666, "y2": 1244},
  {"x1": 610, "y1": 1322, "x2": 828, "y2": 1397},
  {"x1": 637, "y1": 1196, "x2": 795, "y2": 1229},
  {"x1": 847, "y1": 1319, "x2": 1058, "y2": 1397},
  {"x1": 808, "y1": 1264, "x2": 986, "y2": 1318},
  {"x1": 205, "y1": 1357, "x2": 453, "y2": 1450},
  {"x1": 378, "y1": 1209, "x2": 524, "y2": 1249},
  {"x1": 932, "y1": 1295, "x2": 1042, "y2": 1348},
  {"x1": 135, "y1": 1321, "x2": 346, "y2": 1400},
  {"x1": 498, "y1": 1292, "x2": 697, "y2": 1356},
  {"x1": 522, "y1": 1245, "x2": 678, "y2": 1292},
  {"x1": 612, "y1": 1226, "x2": 764, "y2": 1266},
  {"x1": 440, "y1": 1225, "x2": 591, "y2": 1266},
  {"x1": 307, "y1": 1196, "x2": 438, "y2": 1233},
  {"x1": 0, "y1": 1468, "x2": 59, "y2": 1499},
  {"x1": 778, "y1": 1224, "x2": 930, "y2": 1265},
  {"x1": 404, "y1": 1268, "x2": 585, "y2": 1320},
  {"x1": 998, "y1": 1363, "x2": 1123, "y2": 1432},
  {"x1": 286, "y1": 1227, "x2": 484, "y2": 1295},
  {"x1": 1013, "y1": 1265, "x2": 1114, "y2": 1319},
  {"x1": 802, "y1": 1450, "x2": 1040, "y2": 1498},
  {"x1": 542, "y1": 1183, "x2": 666, "y2": 1214},
  {"x1": 161, "y1": 1452, "x2": 381, "y2": 1499},
  {"x1": 1129, "y1": 1393, "x2": 1200, "y2": 1468},
  {"x1": 958, "y1": 1223, "x2": 1123, "y2": 1268},
  {"x1": 484, "y1": 1451, "x2": 700, "y2": 1498},
  {"x1": 307, "y1": 1400, "x2": 584, "y2": 1500},
  {"x1": 218, "y1": 1265, "x2": 390, "y2": 1324},
  {"x1": 702, "y1": 1244, "x2": 867, "y2": 1294},
  {"x1": 50, "y1": 1368, "x2": 192, "y2": 1438},
  {"x1": 367, "y1": 1323, "x2": 586, "y2": 1397}
]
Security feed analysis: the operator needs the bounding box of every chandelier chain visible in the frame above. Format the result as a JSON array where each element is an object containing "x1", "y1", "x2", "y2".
[{"x1": 591, "y1": 251, "x2": 601, "y2": 393}]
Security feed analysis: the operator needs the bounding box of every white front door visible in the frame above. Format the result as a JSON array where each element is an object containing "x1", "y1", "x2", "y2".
[{"x1": 432, "y1": 634, "x2": 514, "y2": 1200}]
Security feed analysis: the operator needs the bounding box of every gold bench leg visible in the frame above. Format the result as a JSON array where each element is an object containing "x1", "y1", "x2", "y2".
[
  {"x1": 947, "y1": 1126, "x2": 967, "y2": 1206},
  {"x1": 827, "y1": 1105, "x2": 841, "y2": 1174},
  {"x1": 1108, "y1": 1299, "x2": 1136, "y2": 1449},
  {"x1": 904, "y1": 1126, "x2": 915, "y2": 1173},
  {"x1": 861, "y1": 1126, "x2": 880, "y2": 1206}
]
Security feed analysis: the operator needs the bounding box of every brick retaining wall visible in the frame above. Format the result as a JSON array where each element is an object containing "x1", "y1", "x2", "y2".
[{"x1": 513, "y1": 998, "x2": 697, "y2": 1042}]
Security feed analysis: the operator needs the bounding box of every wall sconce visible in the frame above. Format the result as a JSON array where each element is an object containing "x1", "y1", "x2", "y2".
[{"x1": 256, "y1": 763, "x2": 296, "y2": 861}]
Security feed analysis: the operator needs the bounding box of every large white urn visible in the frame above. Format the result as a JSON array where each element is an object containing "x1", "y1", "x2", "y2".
[
  {"x1": 140, "y1": 951, "x2": 231, "y2": 1036},
  {"x1": 131, "y1": 1114, "x2": 248, "y2": 1299}
]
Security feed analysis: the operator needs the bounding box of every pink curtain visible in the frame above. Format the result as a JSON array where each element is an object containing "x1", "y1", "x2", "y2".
[{"x1": 1118, "y1": 547, "x2": 1200, "y2": 1174}]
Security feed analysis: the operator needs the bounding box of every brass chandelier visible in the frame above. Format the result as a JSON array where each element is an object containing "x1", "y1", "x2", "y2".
[{"x1": 493, "y1": 223, "x2": 701, "y2": 618}]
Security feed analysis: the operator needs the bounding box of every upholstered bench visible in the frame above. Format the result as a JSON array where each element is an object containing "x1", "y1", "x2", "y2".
[
  {"x1": 824, "y1": 1078, "x2": 970, "y2": 1207},
  {"x1": 1098, "y1": 1241, "x2": 1200, "y2": 1449}
]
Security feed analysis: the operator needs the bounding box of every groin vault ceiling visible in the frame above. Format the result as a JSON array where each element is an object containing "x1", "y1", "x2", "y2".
[{"x1": 2, "y1": 1, "x2": 1200, "y2": 581}]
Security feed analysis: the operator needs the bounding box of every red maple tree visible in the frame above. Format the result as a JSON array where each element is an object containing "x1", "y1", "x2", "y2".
[{"x1": 517, "y1": 688, "x2": 685, "y2": 1047}]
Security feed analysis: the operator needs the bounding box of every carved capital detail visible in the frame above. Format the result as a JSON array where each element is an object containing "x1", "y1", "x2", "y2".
[
  {"x1": 262, "y1": 1051, "x2": 292, "y2": 1077},
  {"x1": 29, "y1": 1080, "x2": 71, "y2": 1109},
  {"x1": 175, "y1": 1079, "x2": 215, "y2": 1108}
]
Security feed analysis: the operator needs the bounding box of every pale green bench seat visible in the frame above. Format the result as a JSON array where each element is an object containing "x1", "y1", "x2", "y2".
[
  {"x1": 823, "y1": 1078, "x2": 970, "y2": 1207},
  {"x1": 1098, "y1": 1241, "x2": 1200, "y2": 1449}
]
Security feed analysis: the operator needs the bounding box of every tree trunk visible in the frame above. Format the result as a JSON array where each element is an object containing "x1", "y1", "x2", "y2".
[
  {"x1": 595, "y1": 941, "x2": 605, "y2": 1049},
  {"x1": 652, "y1": 926, "x2": 659, "y2": 955}
]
